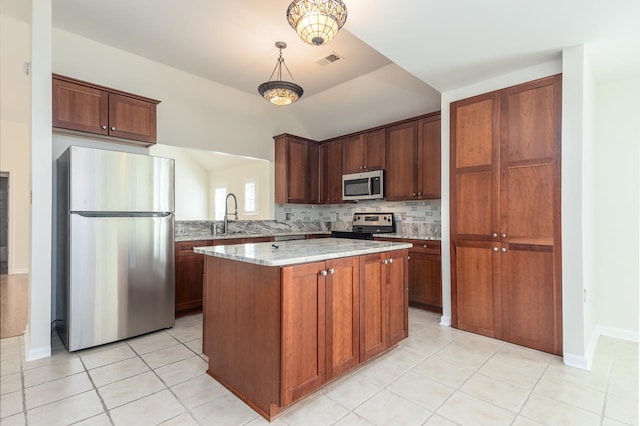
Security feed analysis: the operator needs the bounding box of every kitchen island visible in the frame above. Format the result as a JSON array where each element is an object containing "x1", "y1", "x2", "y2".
[{"x1": 195, "y1": 238, "x2": 411, "y2": 420}]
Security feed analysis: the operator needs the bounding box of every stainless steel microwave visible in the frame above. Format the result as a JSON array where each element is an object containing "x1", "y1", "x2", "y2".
[{"x1": 342, "y1": 170, "x2": 384, "y2": 201}]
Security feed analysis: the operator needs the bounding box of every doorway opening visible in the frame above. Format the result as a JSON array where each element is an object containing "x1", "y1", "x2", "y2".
[{"x1": 0, "y1": 172, "x2": 8, "y2": 275}]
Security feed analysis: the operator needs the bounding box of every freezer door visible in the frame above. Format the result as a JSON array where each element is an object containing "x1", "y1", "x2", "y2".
[
  {"x1": 68, "y1": 146, "x2": 174, "y2": 213},
  {"x1": 67, "y1": 213, "x2": 175, "y2": 351}
]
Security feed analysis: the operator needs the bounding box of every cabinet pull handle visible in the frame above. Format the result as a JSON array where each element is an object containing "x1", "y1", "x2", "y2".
[
  {"x1": 111, "y1": 126, "x2": 116, "y2": 131},
  {"x1": 501, "y1": 247, "x2": 507, "y2": 253},
  {"x1": 320, "y1": 270, "x2": 328, "y2": 276},
  {"x1": 382, "y1": 259, "x2": 388, "y2": 265},
  {"x1": 388, "y1": 258, "x2": 394, "y2": 264},
  {"x1": 101, "y1": 125, "x2": 107, "y2": 130},
  {"x1": 493, "y1": 247, "x2": 499, "y2": 252},
  {"x1": 492, "y1": 232, "x2": 498, "y2": 238},
  {"x1": 501, "y1": 233, "x2": 507, "y2": 238}
]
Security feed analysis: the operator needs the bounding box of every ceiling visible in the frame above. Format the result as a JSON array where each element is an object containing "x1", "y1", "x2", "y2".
[{"x1": 51, "y1": 0, "x2": 640, "y2": 139}]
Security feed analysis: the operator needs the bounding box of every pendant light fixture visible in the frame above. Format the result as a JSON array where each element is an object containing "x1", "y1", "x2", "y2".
[
  {"x1": 287, "y1": 0, "x2": 348, "y2": 46},
  {"x1": 257, "y1": 42, "x2": 304, "y2": 106}
]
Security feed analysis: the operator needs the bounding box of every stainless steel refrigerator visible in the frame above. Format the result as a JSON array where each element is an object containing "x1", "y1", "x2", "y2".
[{"x1": 57, "y1": 146, "x2": 175, "y2": 351}]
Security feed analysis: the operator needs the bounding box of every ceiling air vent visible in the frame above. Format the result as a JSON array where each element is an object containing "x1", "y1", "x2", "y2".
[{"x1": 314, "y1": 52, "x2": 343, "y2": 66}]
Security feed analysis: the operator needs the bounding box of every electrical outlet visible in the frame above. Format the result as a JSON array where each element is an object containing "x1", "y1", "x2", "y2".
[
  {"x1": 583, "y1": 289, "x2": 587, "y2": 303},
  {"x1": 401, "y1": 212, "x2": 406, "y2": 220}
]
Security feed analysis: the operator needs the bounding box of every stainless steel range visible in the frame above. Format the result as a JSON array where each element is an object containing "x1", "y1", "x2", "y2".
[{"x1": 331, "y1": 212, "x2": 396, "y2": 240}]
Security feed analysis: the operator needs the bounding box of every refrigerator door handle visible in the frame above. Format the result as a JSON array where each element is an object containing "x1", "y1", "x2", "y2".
[{"x1": 74, "y1": 212, "x2": 173, "y2": 218}]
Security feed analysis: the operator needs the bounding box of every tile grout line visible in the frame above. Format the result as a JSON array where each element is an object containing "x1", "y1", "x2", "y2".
[
  {"x1": 75, "y1": 352, "x2": 115, "y2": 426},
  {"x1": 507, "y1": 353, "x2": 553, "y2": 426}
]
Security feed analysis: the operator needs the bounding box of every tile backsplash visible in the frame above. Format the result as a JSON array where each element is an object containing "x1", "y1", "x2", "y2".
[{"x1": 275, "y1": 199, "x2": 441, "y2": 224}]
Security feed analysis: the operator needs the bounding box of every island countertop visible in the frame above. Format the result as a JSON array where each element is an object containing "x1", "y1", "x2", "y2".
[{"x1": 193, "y1": 237, "x2": 412, "y2": 267}]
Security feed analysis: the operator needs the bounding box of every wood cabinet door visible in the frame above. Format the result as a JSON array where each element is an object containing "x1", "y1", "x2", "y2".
[
  {"x1": 363, "y1": 129, "x2": 386, "y2": 171},
  {"x1": 320, "y1": 140, "x2": 344, "y2": 203},
  {"x1": 325, "y1": 257, "x2": 360, "y2": 380},
  {"x1": 308, "y1": 142, "x2": 320, "y2": 204},
  {"x1": 53, "y1": 77, "x2": 108, "y2": 135},
  {"x1": 174, "y1": 240, "x2": 212, "y2": 314},
  {"x1": 359, "y1": 253, "x2": 388, "y2": 362},
  {"x1": 385, "y1": 121, "x2": 418, "y2": 200},
  {"x1": 408, "y1": 250, "x2": 442, "y2": 310},
  {"x1": 286, "y1": 138, "x2": 309, "y2": 203},
  {"x1": 417, "y1": 115, "x2": 441, "y2": 199},
  {"x1": 387, "y1": 250, "x2": 408, "y2": 347},
  {"x1": 108, "y1": 93, "x2": 157, "y2": 144},
  {"x1": 281, "y1": 262, "x2": 326, "y2": 405},
  {"x1": 343, "y1": 134, "x2": 365, "y2": 174}
]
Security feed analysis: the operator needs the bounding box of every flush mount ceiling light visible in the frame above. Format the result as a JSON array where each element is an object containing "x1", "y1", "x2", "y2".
[
  {"x1": 287, "y1": 0, "x2": 348, "y2": 46},
  {"x1": 257, "y1": 42, "x2": 304, "y2": 106}
]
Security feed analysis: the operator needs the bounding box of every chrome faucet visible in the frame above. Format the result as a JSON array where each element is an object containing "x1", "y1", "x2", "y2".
[{"x1": 223, "y1": 193, "x2": 238, "y2": 234}]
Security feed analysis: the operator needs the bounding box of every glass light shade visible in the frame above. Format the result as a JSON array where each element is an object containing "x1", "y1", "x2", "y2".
[
  {"x1": 258, "y1": 81, "x2": 303, "y2": 106},
  {"x1": 287, "y1": 0, "x2": 348, "y2": 46}
]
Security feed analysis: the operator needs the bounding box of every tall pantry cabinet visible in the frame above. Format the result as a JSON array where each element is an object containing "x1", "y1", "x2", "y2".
[{"x1": 450, "y1": 75, "x2": 563, "y2": 355}]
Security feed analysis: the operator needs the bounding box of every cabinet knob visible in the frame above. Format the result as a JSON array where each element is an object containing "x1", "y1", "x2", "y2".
[
  {"x1": 110, "y1": 126, "x2": 116, "y2": 131},
  {"x1": 382, "y1": 259, "x2": 388, "y2": 265},
  {"x1": 418, "y1": 192, "x2": 422, "y2": 196},
  {"x1": 493, "y1": 247, "x2": 499, "y2": 252},
  {"x1": 412, "y1": 193, "x2": 416, "y2": 196},
  {"x1": 329, "y1": 268, "x2": 335, "y2": 275},
  {"x1": 423, "y1": 244, "x2": 428, "y2": 248},
  {"x1": 320, "y1": 270, "x2": 328, "y2": 276},
  {"x1": 501, "y1": 247, "x2": 507, "y2": 253},
  {"x1": 408, "y1": 256, "x2": 411, "y2": 260},
  {"x1": 288, "y1": 197, "x2": 291, "y2": 200},
  {"x1": 363, "y1": 165, "x2": 367, "y2": 169},
  {"x1": 388, "y1": 258, "x2": 394, "y2": 264},
  {"x1": 101, "y1": 125, "x2": 107, "y2": 130},
  {"x1": 492, "y1": 232, "x2": 498, "y2": 238},
  {"x1": 359, "y1": 166, "x2": 363, "y2": 170},
  {"x1": 501, "y1": 233, "x2": 507, "y2": 238}
]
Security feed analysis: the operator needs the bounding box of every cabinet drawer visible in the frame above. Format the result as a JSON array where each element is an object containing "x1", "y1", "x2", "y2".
[
  {"x1": 175, "y1": 240, "x2": 212, "y2": 256},
  {"x1": 406, "y1": 240, "x2": 441, "y2": 255}
]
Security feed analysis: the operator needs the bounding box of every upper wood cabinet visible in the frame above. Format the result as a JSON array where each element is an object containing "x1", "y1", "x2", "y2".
[
  {"x1": 52, "y1": 74, "x2": 159, "y2": 145},
  {"x1": 385, "y1": 113, "x2": 441, "y2": 201},
  {"x1": 450, "y1": 75, "x2": 562, "y2": 355},
  {"x1": 342, "y1": 129, "x2": 385, "y2": 174},
  {"x1": 320, "y1": 139, "x2": 344, "y2": 204},
  {"x1": 274, "y1": 134, "x2": 319, "y2": 204}
]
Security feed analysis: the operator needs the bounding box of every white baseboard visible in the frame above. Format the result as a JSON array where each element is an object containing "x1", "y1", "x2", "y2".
[
  {"x1": 563, "y1": 351, "x2": 591, "y2": 370},
  {"x1": 440, "y1": 316, "x2": 451, "y2": 327},
  {"x1": 8, "y1": 268, "x2": 28, "y2": 275},
  {"x1": 595, "y1": 325, "x2": 640, "y2": 343},
  {"x1": 27, "y1": 345, "x2": 51, "y2": 362}
]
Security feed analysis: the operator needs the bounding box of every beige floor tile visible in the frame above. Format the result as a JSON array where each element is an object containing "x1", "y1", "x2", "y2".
[
  {"x1": 520, "y1": 393, "x2": 601, "y2": 426},
  {"x1": 22, "y1": 350, "x2": 77, "y2": 371},
  {"x1": 23, "y1": 355, "x2": 85, "y2": 388},
  {"x1": 26, "y1": 390, "x2": 103, "y2": 426},
  {"x1": 512, "y1": 416, "x2": 543, "y2": 426},
  {"x1": 79, "y1": 342, "x2": 137, "y2": 370},
  {"x1": 0, "y1": 412, "x2": 26, "y2": 426},
  {"x1": 154, "y1": 355, "x2": 208, "y2": 387},
  {"x1": 424, "y1": 415, "x2": 458, "y2": 426},
  {"x1": 171, "y1": 373, "x2": 229, "y2": 409},
  {"x1": 461, "y1": 372, "x2": 530, "y2": 412},
  {"x1": 109, "y1": 389, "x2": 185, "y2": 426},
  {"x1": 398, "y1": 332, "x2": 450, "y2": 355},
  {"x1": 127, "y1": 331, "x2": 179, "y2": 355},
  {"x1": 183, "y1": 338, "x2": 202, "y2": 355},
  {"x1": 602, "y1": 416, "x2": 634, "y2": 425},
  {"x1": 98, "y1": 371, "x2": 166, "y2": 409},
  {"x1": 244, "y1": 415, "x2": 289, "y2": 426},
  {"x1": 532, "y1": 374, "x2": 606, "y2": 415},
  {"x1": 191, "y1": 393, "x2": 259, "y2": 425},
  {"x1": 436, "y1": 392, "x2": 514, "y2": 426},
  {"x1": 429, "y1": 342, "x2": 493, "y2": 371},
  {"x1": 0, "y1": 372, "x2": 22, "y2": 395},
  {"x1": 608, "y1": 372, "x2": 639, "y2": 400},
  {"x1": 280, "y1": 394, "x2": 350, "y2": 426},
  {"x1": 141, "y1": 344, "x2": 193, "y2": 368},
  {"x1": 74, "y1": 413, "x2": 113, "y2": 425},
  {"x1": 166, "y1": 323, "x2": 202, "y2": 343},
  {"x1": 324, "y1": 374, "x2": 382, "y2": 410},
  {"x1": 25, "y1": 372, "x2": 93, "y2": 409},
  {"x1": 0, "y1": 356, "x2": 21, "y2": 376},
  {"x1": 387, "y1": 371, "x2": 455, "y2": 412},
  {"x1": 333, "y1": 412, "x2": 375, "y2": 425},
  {"x1": 478, "y1": 358, "x2": 544, "y2": 389},
  {"x1": 0, "y1": 390, "x2": 23, "y2": 419},
  {"x1": 158, "y1": 412, "x2": 200, "y2": 425},
  {"x1": 544, "y1": 358, "x2": 609, "y2": 391},
  {"x1": 491, "y1": 343, "x2": 554, "y2": 370},
  {"x1": 355, "y1": 357, "x2": 408, "y2": 387},
  {"x1": 88, "y1": 356, "x2": 149, "y2": 387},
  {"x1": 378, "y1": 346, "x2": 428, "y2": 372},
  {"x1": 411, "y1": 356, "x2": 475, "y2": 388},
  {"x1": 604, "y1": 393, "x2": 639, "y2": 425},
  {"x1": 354, "y1": 389, "x2": 432, "y2": 426}
]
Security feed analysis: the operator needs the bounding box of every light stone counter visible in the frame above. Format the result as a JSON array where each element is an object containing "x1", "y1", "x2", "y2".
[{"x1": 194, "y1": 237, "x2": 411, "y2": 267}]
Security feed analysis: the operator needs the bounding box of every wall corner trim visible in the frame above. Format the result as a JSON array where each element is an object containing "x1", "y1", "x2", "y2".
[
  {"x1": 439, "y1": 316, "x2": 451, "y2": 327},
  {"x1": 26, "y1": 345, "x2": 51, "y2": 362},
  {"x1": 563, "y1": 351, "x2": 592, "y2": 371}
]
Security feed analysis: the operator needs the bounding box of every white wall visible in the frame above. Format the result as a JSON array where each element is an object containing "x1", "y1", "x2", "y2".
[
  {"x1": 594, "y1": 75, "x2": 640, "y2": 340},
  {"x1": 149, "y1": 144, "x2": 210, "y2": 220},
  {"x1": 210, "y1": 161, "x2": 271, "y2": 221},
  {"x1": 0, "y1": 1, "x2": 31, "y2": 275},
  {"x1": 52, "y1": 28, "x2": 308, "y2": 162}
]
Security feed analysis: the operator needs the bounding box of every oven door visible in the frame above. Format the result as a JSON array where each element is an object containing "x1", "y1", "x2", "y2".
[{"x1": 331, "y1": 231, "x2": 374, "y2": 240}]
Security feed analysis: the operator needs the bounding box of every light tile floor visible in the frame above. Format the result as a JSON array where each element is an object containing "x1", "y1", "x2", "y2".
[{"x1": 1, "y1": 309, "x2": 638, "y2": 425}]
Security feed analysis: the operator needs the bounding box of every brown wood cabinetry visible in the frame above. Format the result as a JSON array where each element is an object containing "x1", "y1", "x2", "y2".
[
  {"x1": 342, "y1": 129, "x2": 385, "y2": 174},
  {"x1": 385, "y1": 113, "x2": 441, "y2": 200},
  {"x1": 407, "y1": 240, "x2": 442, "y2": 312},
  {"x1": 52, "y1": 74, "x2": 159, "y2": 145},
  {"x1": 450, "y1": 75, "x2": 562, "y2": 355},
  {"x1": 320, "y1": 140, "x2": 344, "y2": 204},
  {"x1": 275, "y1": 134, "x2": 319, "y2": 204}
]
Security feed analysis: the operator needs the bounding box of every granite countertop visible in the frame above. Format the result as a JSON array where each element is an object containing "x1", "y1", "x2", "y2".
[
  {"x1": 175, "y1": 230, "x2": 331, "y2": 242},
  {"x1": 193, "y1": 238, "x2": 412, "y2": 267},
  {"x1": 373, "y1": 233, "x2": 441, "y2": 241}
]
